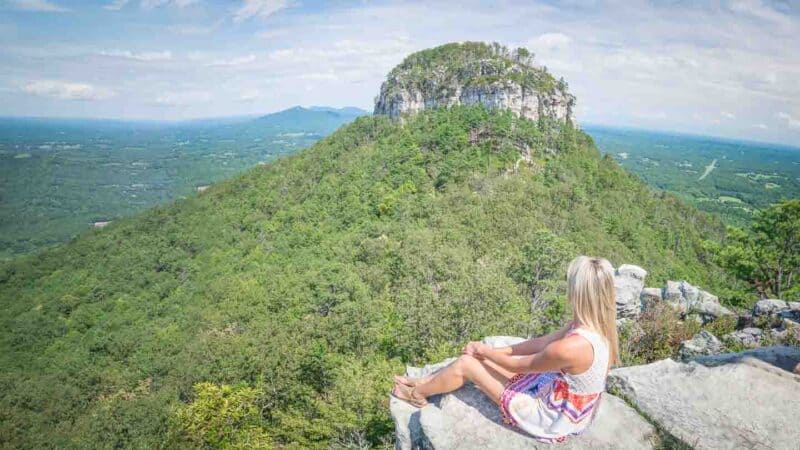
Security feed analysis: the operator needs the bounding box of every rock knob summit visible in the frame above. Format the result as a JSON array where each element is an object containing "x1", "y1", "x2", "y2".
[{"x1": 374, "y1": 42, "x2": 575, "y2": 123}]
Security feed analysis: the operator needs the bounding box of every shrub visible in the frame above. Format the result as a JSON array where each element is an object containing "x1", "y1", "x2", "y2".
[
  {"x1": 170, "y1": 382, "x2": 272, "y2": 449},
  {"x1": 621, "y1": 303, "x2": 700, "y2": 365}
]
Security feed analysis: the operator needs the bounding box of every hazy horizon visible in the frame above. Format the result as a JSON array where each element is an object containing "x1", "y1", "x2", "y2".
[{"x1": 1, "y1": 0, "x2": 799, "y2": 146}]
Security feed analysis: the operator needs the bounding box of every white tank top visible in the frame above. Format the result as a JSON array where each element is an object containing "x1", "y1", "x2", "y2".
[{"x1": 562, "y1": 327, "x2": 610, "y2": 394}]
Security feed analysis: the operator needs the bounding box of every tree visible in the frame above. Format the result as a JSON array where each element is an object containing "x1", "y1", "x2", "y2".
[
  {"x1": 712, "y1": 199, "x2": 800, "y2": 299},
  {"x1": 511, "y1": 230, "x2": 575, "y2": 335}
]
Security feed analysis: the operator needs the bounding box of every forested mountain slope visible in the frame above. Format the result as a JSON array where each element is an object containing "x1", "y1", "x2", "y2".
[{"x1": 0, "y1": 43, "x2": 742, "y2": 448}]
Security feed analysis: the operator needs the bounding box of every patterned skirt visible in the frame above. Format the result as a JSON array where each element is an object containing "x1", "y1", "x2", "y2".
[{"x1": 499, "y1": 372, "x2": 601, "y2": 444}]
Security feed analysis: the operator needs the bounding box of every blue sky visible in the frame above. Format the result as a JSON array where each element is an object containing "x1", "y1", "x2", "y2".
[{"x1": 0, "y1": 0, "x2": 799, "y2": 146}]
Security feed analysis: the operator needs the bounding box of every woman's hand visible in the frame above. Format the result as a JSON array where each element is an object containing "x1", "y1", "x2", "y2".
[{"x1": 463, "y1": 341, "x2": 491, "y2": 360}]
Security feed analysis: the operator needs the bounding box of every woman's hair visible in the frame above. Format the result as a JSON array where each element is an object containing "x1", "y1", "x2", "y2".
[{"x1": 566, "y1": 256, "x2": 620, "y2": 366}]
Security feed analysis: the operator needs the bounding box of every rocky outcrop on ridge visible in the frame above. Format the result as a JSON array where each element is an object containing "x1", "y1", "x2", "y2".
[
  {"x1": 612, "y1": 264, "x2": 732, "y2": 323},
  {"x1": 391, "y1": 335, "x2": 800, "y2": 449},
  {"x1": 677, "y1": 330, "x2": 722, "y2": 360},
  {"x1": 609, "y1": 347, "x2": 800, "y2": 450},
  {"x1": 391, "y1": 337, "x2": 656, "y2": 450},
  {"x1": 390, "y1": 263, "x2": 800, "y2": 449},
  {"x1": 374, "y1": 42, "x2": 574, "y2": 123}
]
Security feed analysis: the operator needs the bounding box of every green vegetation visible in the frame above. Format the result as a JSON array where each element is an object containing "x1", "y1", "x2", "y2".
[
  {"x1": 386, "y1": 42, "x2": 562, "y2": 96},
  {"x1": 0, "y1": 107, "x2": 364, "y2": 260},
  {"x1": 707, "y1": 199, "x2": 800, "y2": 300},
  {"x1": 0, "y1": 106, "x2": 744, "y2": 448},
  {"x1": 587, "y1": 126, "x2": 800, "y2": 226}
]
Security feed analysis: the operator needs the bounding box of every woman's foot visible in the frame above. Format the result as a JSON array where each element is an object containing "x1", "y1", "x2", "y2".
[
  {"x1": 391, "y1": 382, "x2": 428, "y2": 408},
  {"x1": 393, "y1": 374, "x2": 433, "y2": 387}
]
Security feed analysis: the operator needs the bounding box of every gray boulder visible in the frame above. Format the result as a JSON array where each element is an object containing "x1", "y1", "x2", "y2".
[
  {"x1": 661, "y1": 280, "x2": 732, "y2": 322},
  {"x1": 608, "y1": 348, "x2": 800, "y2": 450},
  {"x1": 723, "y1": 327, "x2": 764, "y2": 348},
  {"x1": 391, "y1": 337, "x2": 657, "y2": 449},
  {"x1": 663, "y1": 280, "x2": 683, "y2": 304},
  {"x1": 614, "y1": 265, "x2": 648, "y2": 319},
  {"x1": 639, "y1": 287, "x2": 662, "y2": 309},
  {"x1": 752, "y1": 299, "x2": 788, "y2": 316},
  {"x1": 678, "y1": 330, "x2": 722, "y2": 360},
  {"x1": 690, "y1": 345, "x2": 800, "y2": 372}
]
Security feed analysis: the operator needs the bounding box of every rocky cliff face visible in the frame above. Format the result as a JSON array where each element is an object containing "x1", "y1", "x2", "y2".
[{"x1": 374, "y1": 42, "x2": 574, "y2": 123}]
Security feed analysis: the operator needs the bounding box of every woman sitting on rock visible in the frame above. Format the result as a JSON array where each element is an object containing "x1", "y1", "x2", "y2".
[{"x1": 392, "y1": 255, "x2": 619, "y2": 443}]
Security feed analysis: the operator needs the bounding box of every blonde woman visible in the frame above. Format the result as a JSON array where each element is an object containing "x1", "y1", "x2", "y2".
[{"x1": 392, "y1": 256, "x2": 619, "y2": 443}]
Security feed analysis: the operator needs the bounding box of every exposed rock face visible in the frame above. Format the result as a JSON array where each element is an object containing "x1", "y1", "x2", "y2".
[
  {"x1": 723, "y1": 327, "x2": 764, "y2": 348},
  {"x1": 391, "y1": 337, "x2": 656, "y2": 450},
  {"x1": 678, "y1": 330, "x2": 722, "y2": 360},
  {"x1": 656, "y1": 280, "x2": 733, "y2": 323},
  {"x1": 614, "y1": 265, "x2": 647, "y2": 319},
  {"x1": 752, "y1": 299, "x2": 788, "y2": 316},
  {"x1": 639, "y1": 287, "x2": 662, "y2": 309},
  {"x1": 691, "y1": 345, "x2": 800, "y2": 372},
  {"x1": 374, "y1": 43, "x2": 574, "y2": 124},
  {"x1": 608, "y1": 348, "x2": 800, "y2": 450}
]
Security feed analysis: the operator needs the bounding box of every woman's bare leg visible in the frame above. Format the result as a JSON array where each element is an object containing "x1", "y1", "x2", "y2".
[
  {"x1": 412, "y1": 355, "x2": 510, "y2": 405},
  {"x1": 397, "y1": 358, "x2": 515, "y2": 388}
]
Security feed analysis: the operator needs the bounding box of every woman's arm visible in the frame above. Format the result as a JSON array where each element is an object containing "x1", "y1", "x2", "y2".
[
  {"x1": 482, "y1": 337, "x2": 577, "y2": 374},
  {"x1": 490, "y1": 321, "x2": 574, "y2": 357}
]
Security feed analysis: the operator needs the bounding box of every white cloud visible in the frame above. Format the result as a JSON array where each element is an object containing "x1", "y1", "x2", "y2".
[
  {"x1": 154, "y1": 90, "x2": 212, "y2": 107},
  {"x1": 22, "y1": 80, "x2": 113, "y2": 100},
  {"x1": 239, "y1": 89, "x2": 261, "y2": 102},
  {"x1": 140, "y1": 0, "x2": 197, "y2": 10},
  {"x1": 7, "y1": 0, "x2": 68, "y2": 12},
  {"x1": 103, "y1": 0, "x2": 129, "y2": 11},
  {"x1": 754, "y1": 123, "x2": 768, "y2": 129},
  {"x1": 168, "y1": 21, "x2": 220, "y2": 36},
  {"x1": 527, "y1": 32, "x2": 572, "y2": 52},
  {"x1": 207, "y1": 54, "x2": 256, "y2": 67},
  {"x1": 721, "y1": 111, "x2": 736, "y2": 119},
  {"x1": 777, "y1": 112, "x2": 800, "y2": 129},
  {"x1": 233, "y1": 0, "x2": 292, "y2": 23},
  {"x1": 255, "y1": 28, "x2": 289, "y2": 39},
  {"x1": 100, "y1": 50, "x2": 172, "y2": 61},
  {"x1": 729, "y1": 0, "x2": 791, "y2": 26}
]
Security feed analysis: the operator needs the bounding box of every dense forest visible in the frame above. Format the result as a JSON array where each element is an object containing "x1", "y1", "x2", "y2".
[
  {"x1": 0, "y1": 105, "x2": 749, "y2": 448},
  {"x1": 587, "y1": 126, "x2": 800, "y2": 226},
  {"x1": 0, "y1": 107, "x2": 364, "y2": 260}
]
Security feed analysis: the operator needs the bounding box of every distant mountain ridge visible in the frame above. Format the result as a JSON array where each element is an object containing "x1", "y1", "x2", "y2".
[{"x1": 253, "y1": 105, "x2": 368, "y2": 133}]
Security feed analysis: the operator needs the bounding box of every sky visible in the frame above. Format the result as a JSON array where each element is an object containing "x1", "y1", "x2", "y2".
[{"x1": 0, "y1": 0, "x2": 799, "y2": 146}]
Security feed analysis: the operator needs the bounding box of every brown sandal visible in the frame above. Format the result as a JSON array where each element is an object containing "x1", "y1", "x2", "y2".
[
  {"x1": 393, "y1": 375, "x2": 432, "y2": 387},
  {"x1": 391, "y1": 381, "x2": 429, "y2": 408}
]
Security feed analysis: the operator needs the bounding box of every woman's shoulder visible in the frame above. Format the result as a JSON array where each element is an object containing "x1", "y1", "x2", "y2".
[{"x1": 552, "y1": 331, "x2": 594, "y2": 372}]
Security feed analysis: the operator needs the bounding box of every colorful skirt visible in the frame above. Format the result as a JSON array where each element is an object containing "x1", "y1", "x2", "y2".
[{"x1": 500, "y1": 372, "x2": 601, "y2": 444}]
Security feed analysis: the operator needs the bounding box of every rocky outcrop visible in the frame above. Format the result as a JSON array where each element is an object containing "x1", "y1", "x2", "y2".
[
  {"x1": 636, "y1": 279, "x2": 733, "y2": 324},
  {"x1": 609, "y1": 264, "x2": 732, "y2": 324},
  {"x1": 391, "y1": 335, "x2": 800, "y2": 450},
  {"x1": 678, "y1": 330, "x2": 722, "y2": 360},
  {"x1": 723, "y1": 327, "x2": 764, "y2": 348},
  {"x1": 391, "y1": 337, "x2": 656, "y2": 450},
  {"x1": 608, "y1": 347, "x2": 800, "y2": 450},
  {"x1": 374, "y1": 43, "x2": 574, "y2": 123},
  {"x1": 614, "y1": 265, "x2": 647, "y2": 319}
]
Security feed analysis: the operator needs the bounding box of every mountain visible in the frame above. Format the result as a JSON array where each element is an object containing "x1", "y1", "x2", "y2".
[
  {"x1": 308, "y1": 105, "x2": 369, "y2": 116},
  {"x1": 0, "y1": 42, "x2": 741, "y2": 448},
  {"x1": 252, "y1": 105, "x2": 367, "y2": 133},
  {"x1": 0, "y1": 106, "x2": 363, "y2": 260}
]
